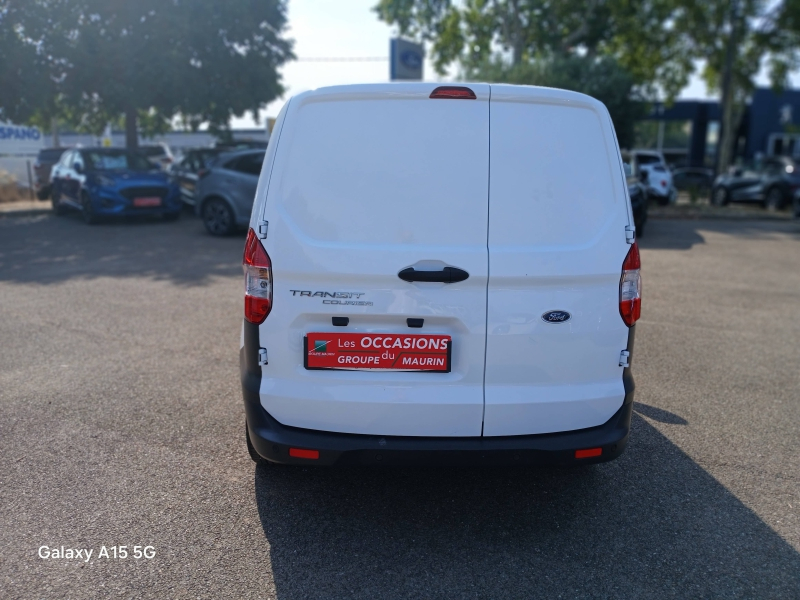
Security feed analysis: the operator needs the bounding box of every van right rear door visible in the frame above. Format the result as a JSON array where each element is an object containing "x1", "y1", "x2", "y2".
[{"x1": 483, "y1": 85, "x2": 633, "y2": 437}]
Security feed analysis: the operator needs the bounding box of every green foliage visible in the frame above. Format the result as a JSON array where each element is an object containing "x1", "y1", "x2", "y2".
[
  {"x1": 466, "y1": 55, "x2": 646, "y2": 148},
  {"x1": 376, "y1": 0, "x2": 800, "y2": 101},
  {"x1": 0, "y1": 1, "x2": 57, "y2": 123},
  {"x1": 375, "y1": 0, "x2": 694, "y2": 98},
  {"x1": 1, "y1": 0, "x2": 293, "y2": 145}
]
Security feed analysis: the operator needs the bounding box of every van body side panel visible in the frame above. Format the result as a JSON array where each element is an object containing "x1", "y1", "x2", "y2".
[
  {"x1": 484, "y1": 85, "x2": 631, "y2": 436},
  {"x1": 257, "y1": 84, "x2": 490, "y2": 437}
]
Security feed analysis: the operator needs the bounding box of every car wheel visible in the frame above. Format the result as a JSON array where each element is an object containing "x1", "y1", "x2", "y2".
[
  {"x1": 202, "y1": 198, "x2": 235, "y2": 236},
  {"x1": 51, "y1": 187, "x2": 67, "y2": 216},
  {"x1": 793, "y1": 195, "x2": 800, "y2": 219},
  {"x1": 36, "y1": 187, "x2": 49, "y2": 201},
  {"x1": 765, "y1": 187, "x2": 784, "y2": 211},
  {"x1": 712, "y1": 186, "x2": 729, "y2": 206},
  {"x1": 81, "y1": 192, "x2": 99, "y2": 225}
]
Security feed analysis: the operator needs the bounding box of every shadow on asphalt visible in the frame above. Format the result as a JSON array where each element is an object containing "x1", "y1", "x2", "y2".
[
  {"x1": 254, "y1": 414, "x2": 800, "y2": 599},
  {"x1": 0, "y1": 212, "x2": 245, "y2": 286},
  {"x1": 3, "y1": 212, "x2": 798, "y2": 285},
  {"x1": 640, "y1": 217, "x2": 800, "y2": 251},
  {"x1": 633, "y1": 403, "x2": 688, "y2": 425}
]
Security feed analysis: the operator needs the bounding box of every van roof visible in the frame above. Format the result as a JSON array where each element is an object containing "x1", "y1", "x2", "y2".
[{"x1": 291, "y1": 82, "x2": 607, "y2": 112}]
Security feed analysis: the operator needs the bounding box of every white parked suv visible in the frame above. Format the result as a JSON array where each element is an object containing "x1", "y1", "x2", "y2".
[
  {"x1": 623, "y1": 149, "x2": 676, "y2": 205},
  {"x1": 241, "y1": 84, "x2": 642, "y2": 466}
]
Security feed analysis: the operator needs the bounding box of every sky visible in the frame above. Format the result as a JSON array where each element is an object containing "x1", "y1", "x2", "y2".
[{"x1": 231, "y1": 0, "x2": 789, "y2": 129}]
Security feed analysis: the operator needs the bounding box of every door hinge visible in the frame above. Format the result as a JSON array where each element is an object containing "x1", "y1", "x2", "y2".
[
  {"x1": 625, "y1": 226, "x2": 636, "y2": 244},
  {"x1": 258, "y1": 348, "x2": 268, "y2": 366},
  {"x1": 257, "y1": 220, "x2": 269, "y2": 239},
  {"x1": 619, "y1": 350, "x2": 630, "y2": 368}
]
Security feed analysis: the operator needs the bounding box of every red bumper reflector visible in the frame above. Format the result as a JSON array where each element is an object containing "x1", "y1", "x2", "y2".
[
  {"x1": 289, "y1": 448, "x2": 319, "y2": 460},
  {"x1": 575, "y1": 447, "x2": 602, "y2": 459}
]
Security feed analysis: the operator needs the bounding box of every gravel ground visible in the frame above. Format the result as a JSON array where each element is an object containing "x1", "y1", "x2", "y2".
[{"x1": 0, "y1": 211, "x2": 798, "y2": 599}]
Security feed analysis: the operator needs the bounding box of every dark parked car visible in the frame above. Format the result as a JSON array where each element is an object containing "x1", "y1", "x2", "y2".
[
  {"x1": 214, "y1": 140, "x2": 268, "y2": 151},
  {"x1": 712, "y1": 156, "x2": 800, "y2": 210},
  {"x1": 792, "y1": 187, "x2": 800, "y2": 218},
  {"x1": 625, "y1": 163, "x2": 648, "y2": 236},
  {"x1": 195, "y1": 149, "x2": 266, "y2": 235},
  {"x1": 672, "y1": 167, "x2": 714, "y2": 193},
  {"x1": 33, "y1": 147, "x2": 69, "y2": 199},
  {"x1": 50, "y1": 148, "x2": 182, "y2": 224},
  {"x1": 169, "y1": 148, "x2": 223, "y2": 206}
]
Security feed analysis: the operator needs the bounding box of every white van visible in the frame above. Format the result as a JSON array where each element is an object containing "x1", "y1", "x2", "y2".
[{"x1": 241, "y1": 84, "x2": 641, "y2": 466}]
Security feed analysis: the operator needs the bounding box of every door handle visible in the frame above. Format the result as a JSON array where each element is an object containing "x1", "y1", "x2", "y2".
[{"x1": 398, "y1": 266, "x2": 469, "y2": 283}]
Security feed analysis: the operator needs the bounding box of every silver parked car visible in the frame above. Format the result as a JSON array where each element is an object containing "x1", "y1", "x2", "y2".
[{"x1": 195, "y1": 149, "x2": 266, "y2": 235}]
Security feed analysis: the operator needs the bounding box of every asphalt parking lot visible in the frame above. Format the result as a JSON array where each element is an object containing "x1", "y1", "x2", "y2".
[{"x1": 1, "y1": 211, "x2": 799, "y2": 599}]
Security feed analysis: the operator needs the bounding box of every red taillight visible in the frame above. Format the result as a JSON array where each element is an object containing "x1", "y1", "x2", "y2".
[
  {"x1": 575, "y1": 448, "x2": 602, "y2": 459},
  {"x1": 289, "y1": 448, "x2": 319, "y2": 460},
  {"x1": 243, "y1": 228, "x2": 272, "y2": 324},
  {"x1": 619, "y1": 241, "x2": 641, "y2": 327},
  {"x1": 429, "y1": 86, "x2": 477, "y2": 99}
]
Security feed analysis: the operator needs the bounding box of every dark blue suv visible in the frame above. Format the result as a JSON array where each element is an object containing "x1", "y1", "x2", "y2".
[{"x1": 51, "y1": 148, "x2": 182, "y2": 224}]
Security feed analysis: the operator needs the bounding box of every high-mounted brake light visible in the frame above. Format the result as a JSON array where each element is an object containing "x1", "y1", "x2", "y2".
[
  {"x1": 243, "y1": 228, "x2": 272, "y2": 324},
  {"x1": 429, "y1": 86, "x2": 477, "y2": 99},
  {"x1": 619, "y1": 241, "x2": 641, "y2": 327}
]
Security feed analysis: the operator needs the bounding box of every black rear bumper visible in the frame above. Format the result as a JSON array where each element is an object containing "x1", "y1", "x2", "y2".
[{"x1": 241, "y1": 322, "x2": 636, "y2": 467}]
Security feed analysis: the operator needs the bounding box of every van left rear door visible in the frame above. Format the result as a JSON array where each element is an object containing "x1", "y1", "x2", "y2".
[{"x1": 256, "y1": 84, "x2": 490, "y2": 437}]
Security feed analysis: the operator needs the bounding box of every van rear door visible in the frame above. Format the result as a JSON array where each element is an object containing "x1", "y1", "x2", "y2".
[
  {"x1": 484, "y1": 85, "x2": 632, "y2": 436},
  {"x1": 257, "y1": 84, "x2": 490, "y2": 437}
]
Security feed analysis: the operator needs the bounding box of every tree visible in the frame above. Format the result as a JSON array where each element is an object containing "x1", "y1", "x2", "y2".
[
  {"x1": 670, "y1": 1, "x2": 800, "y2": 172},
  {"x1": 374, "y1": 0, "x2": 692, "y2": 97},
  {"x1": 0, "y1": 1, "x2": 57, "y2": 124},
  {"x1": 3, "y1": 0, "x2": 293, "y2": 147},
  {"x1": 467, "y1": 54, "x2": 645, "y2": 148}
]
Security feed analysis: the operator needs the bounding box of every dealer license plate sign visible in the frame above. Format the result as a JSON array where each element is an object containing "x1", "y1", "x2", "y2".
[
  {"x1": 304, "y1": 332, "x2": 451, "y2": 372},
  {"x1": 133, "y1": 196, "x2": 162, "y2": 207}
]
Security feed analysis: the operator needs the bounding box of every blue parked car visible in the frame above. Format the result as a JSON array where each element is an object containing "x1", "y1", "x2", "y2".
[{"x1": 50, "y1": 147, "x2": 182, "y2": 224}]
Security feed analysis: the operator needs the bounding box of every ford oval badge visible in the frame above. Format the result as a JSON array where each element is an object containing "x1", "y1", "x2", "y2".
[
  {"x1": 542, "y1": 310, "x2": 571, "y2": 324},
  {"x1": 401, "y1": 50, "x2": 423, "y2": 69}
]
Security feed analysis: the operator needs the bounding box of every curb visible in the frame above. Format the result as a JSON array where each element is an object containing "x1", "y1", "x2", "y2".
[
  {"x1": 649, "y1": 210, "x2": 794, "y2": 222},
  {"x1": 0, "y1": 207, "x2": 52, "y2": 219}
]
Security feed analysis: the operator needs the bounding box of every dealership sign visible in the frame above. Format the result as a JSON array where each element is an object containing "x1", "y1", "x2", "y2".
[
  {"x1": 390, "y1": 38, "x2": 424, "y2": 81},
  {"x1": 0, "y1": 121, "x2": 44, "y2": 154}
]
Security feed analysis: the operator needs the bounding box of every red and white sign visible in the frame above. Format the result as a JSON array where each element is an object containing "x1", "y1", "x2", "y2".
[
  {"x1": 304, "y1": 332, "x2": 451, "y2": 372},
  {"x1": 133, "y1": 196, "x2": 162, "y2": 207}
]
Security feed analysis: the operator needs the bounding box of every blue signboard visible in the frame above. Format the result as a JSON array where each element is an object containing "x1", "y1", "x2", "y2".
[
  {"x1": 0, "y1": 121, "x2": 44, "y2": 154},
  {"x1": 390, "y1": 38, "x2": 424, "y2": 81}
]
